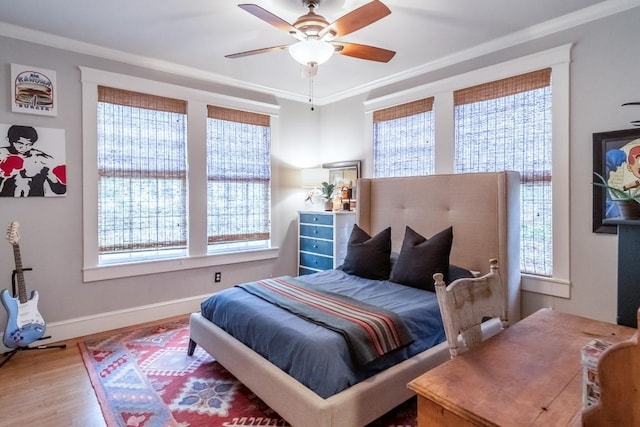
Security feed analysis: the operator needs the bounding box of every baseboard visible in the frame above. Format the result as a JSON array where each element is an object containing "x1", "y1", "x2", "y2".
[{"x1": 1, "y1": 293, "x2": 211, "y2": 353}]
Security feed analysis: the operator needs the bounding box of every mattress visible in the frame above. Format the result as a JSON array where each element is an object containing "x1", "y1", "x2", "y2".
[{"x1": 200, "y1": 269, "x2": 446, "y2": 398}]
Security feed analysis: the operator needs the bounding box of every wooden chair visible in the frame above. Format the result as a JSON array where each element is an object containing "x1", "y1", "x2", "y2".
[
  {"x1": 581, "y1": 309, "x2": 640, "y2": 427},
  {"x1": 434, "y1": 259, "x2": 508, "y2": 358}
]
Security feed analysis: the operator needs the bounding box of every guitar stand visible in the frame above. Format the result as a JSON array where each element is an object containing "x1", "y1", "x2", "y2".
[
  {"x1": 0, "y1": 268, "x2": 67, "y2": 369},
  {"x1": 0, "y1": 339, "x2": 67, "y2": 369}
]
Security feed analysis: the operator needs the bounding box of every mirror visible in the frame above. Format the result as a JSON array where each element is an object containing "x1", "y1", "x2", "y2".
[
  {"x1": 322, "y1": 161, "x2": 360, "y2": 187},
  {"x1": 322, "y1": 161, "x2": 361, "y2": 209}
]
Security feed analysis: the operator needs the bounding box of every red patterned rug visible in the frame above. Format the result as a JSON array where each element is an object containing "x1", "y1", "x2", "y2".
[{"x1": 79, "y1": 318, "x2": 417, "y2": 427}]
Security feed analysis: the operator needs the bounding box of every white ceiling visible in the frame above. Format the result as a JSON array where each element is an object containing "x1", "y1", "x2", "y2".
[{"x1": 1, "y1": 0, "x2": 638, "y2": 104}]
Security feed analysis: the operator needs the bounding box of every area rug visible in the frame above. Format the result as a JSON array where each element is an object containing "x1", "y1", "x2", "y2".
[{"x1": 79, "y1": 318, "x2": 417, "y2": 427}]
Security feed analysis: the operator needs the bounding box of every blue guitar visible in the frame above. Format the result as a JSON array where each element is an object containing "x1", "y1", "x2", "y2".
[{"x1": 1, "y1": 221, "x2": 45, "y2": 349}]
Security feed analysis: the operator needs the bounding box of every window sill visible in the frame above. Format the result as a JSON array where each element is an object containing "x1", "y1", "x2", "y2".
[
  {"x1": 521, "y1": 273, "x2": 571, "y2": 299},
  {"x1": 83, "y1": 247, "x2": 279, "y2": 282}
]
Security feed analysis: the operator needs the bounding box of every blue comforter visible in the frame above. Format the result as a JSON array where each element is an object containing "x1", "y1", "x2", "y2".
[{"x1": 200, "y1": 269, "x2": 446, "y2": 399}]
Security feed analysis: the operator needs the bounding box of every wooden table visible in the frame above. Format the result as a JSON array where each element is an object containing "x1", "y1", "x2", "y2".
[{"x1": 408, "y1": 308, "x2": 636, "y2": 426}]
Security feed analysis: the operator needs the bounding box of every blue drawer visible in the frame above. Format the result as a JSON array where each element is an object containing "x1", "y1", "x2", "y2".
[
  {"x1": 300, "y1": 252, "x2": 333, "y2": 270},
  {"x1": 300, "y1": 237, "x2": 333, "y2": 256},
  {"x1": 300, "y1": 213, "x2": 333, "y2": 226},
  {"x1": 300, "y1": 224, "x2": 333, "y2": 240},
  {"x1": 299, "y1": 266, "x2": 319, "y2": 276}
]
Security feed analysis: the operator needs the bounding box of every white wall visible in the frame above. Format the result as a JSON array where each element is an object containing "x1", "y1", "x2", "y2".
[{"x1": 0, "y1": 6, "x2": 638, "y2": 345}]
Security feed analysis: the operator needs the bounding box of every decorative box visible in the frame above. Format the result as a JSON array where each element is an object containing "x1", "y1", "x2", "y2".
[{"x1": 581, "y1": 338, "x2": 613, "y2": 407}]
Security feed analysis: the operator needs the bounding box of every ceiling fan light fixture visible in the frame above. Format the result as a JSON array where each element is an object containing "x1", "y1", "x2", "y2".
[{"x1": 289, "y1": 39, "x2": 334, "y2": 66}]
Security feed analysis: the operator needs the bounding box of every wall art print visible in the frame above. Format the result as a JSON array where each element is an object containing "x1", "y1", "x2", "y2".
[
  {"x1": 0, "y1": 124, "x2": 66, "y2": 197},
  {"x1": 593, "y1": 128, "x2": 640, "y2": 233},
  {"x1": 11, "y1": 64, "x2": 57, "y2": 116}
]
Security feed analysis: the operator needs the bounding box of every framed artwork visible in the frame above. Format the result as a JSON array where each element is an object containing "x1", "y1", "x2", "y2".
[
  {"x1": 0, "y1": 124, "x2": 66, "y2": 197},
  {"x1": 323, "y1": 160, "x2": 361, "y2": 199},
  {"x1": 593, "y1": 128, "x2": 640, "y2": 233},
  {"x1": 11, "y1": 64, "x2": 57, "y2": 116},
  {"x1": 322, "y1": 160, "x2": 360, "y2": 187}
]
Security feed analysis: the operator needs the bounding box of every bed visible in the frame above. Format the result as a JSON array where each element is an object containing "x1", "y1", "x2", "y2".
[{"x1": 188, "y1": 171, "x2": 521, "y2": 427}]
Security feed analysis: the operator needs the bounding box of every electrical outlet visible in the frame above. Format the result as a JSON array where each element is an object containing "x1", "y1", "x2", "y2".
[{"x1": 214, "y1": 272, "x2": 222, "y2": 283}]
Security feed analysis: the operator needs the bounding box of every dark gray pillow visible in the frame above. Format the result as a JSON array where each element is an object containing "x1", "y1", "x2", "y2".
[
  {"x1": 448, "y1": 264, "x2": 475, "y2": 283},
  {"x1": 390, "y1": 226, "x2": 453, "y2": 291},
  {"x1": 393, "y1": 251, "x2": 472, "y2": 285},
  {"x1": 342, "y1": 224, "x2": 392, "y2": 280}
]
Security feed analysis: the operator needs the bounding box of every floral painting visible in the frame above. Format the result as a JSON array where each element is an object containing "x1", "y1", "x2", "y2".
[{"x1": 593, "y1": 129, "x2": 640, "y2": 233}]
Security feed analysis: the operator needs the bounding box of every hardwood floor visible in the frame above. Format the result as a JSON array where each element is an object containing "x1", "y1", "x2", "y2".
[{"x1": 0, "y1": 315, "x2": 188, "y2": 427}]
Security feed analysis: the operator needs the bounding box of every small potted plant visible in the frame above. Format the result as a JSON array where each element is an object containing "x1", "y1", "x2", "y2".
[
  {"x1": 593, "y1": 171, "x2": 640, "y2": 219},
  {"x1": 321, "y1": 181, "x2": 335, "y2": 211}
]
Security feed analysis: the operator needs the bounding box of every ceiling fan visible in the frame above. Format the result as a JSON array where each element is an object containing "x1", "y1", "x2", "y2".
[{"x1": 226, "y1": 0, "x2": 396, "y2": 75}]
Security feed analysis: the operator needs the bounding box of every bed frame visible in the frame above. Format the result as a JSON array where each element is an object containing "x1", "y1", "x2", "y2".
[{"x1": 189, "y1": 171, "x2": 521, "y2": 427}]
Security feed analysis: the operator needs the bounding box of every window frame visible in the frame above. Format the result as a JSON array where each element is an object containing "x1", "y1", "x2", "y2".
[
  {"x1": 364, "y1": 45, "x2": 572, "y2": 298},
  {"x1": 81, "y1": 67, "x2": 280, "y2": 282}
]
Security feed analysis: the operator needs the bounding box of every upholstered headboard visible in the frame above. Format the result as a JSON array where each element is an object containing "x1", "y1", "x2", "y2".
[{"x1": 357, "y1": 171, "x2": 521, "y2": 322}]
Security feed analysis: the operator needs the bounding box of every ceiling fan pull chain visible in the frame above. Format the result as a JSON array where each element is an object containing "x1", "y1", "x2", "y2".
[{"x1": 309, "y1": 75, "x2": 315, "y2": 111}]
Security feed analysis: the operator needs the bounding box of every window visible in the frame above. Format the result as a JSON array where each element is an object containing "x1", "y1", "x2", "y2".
[
  {"x1": 97, "y1": 86, "x2": 188, "y2": 264},
  {"x1": 454, "y1": 69, "x2": 552, "y2": 276},
  {"x1": 364, "y1": 45, "x2": 571, "y2": 297},
  {"x1": 206, "y1": 106, "x2": 271, "y2": 253},
  {"x1": 373, "y1": 98, "x2": 435, "y2": 178},
  {"x1": 81, "y1": 67, "x2": 279, "y2": 282}
]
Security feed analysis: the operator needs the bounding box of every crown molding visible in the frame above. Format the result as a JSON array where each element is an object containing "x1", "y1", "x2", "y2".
[
  {"x1": 320, "y1": 0, "x2": 640, "y2": 105},
  {"x1": 1, "y1": 0, "x2": 639, "y2": 106}
]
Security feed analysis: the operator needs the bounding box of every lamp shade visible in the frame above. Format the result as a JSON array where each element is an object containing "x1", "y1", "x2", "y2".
[
  {"x1": 301, "y1": 168, "x2": 330, "y2": 188},
  {"x1": 289, "y1": 40, "x2": 334, "y2": 66}
]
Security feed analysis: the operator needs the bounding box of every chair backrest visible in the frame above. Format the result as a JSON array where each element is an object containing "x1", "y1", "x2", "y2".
[
  {"x1": 581, "y1": 310, "x2": 640, "y2": 427},
  {"x1": 434, "y1": 259, "x2": 508, "y2": 358}
]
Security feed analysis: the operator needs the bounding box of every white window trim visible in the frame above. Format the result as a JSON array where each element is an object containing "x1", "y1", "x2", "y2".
[
  {"x1": 80, "y1": 66, "x2": 280, "y2": 282},
  {"x1": 364, "y1": 44, "x2": 572, "y2": 298}
]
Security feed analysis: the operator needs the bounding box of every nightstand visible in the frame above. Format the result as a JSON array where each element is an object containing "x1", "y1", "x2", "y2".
[{"x1": 298, "y1": 211, "x2": 356, "y2": 275}]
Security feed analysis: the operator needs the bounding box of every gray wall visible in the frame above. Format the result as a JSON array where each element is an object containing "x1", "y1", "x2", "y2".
[
  {"x1": 0, "y1": 7, "x2": 638, "y2": 341},
  {"x1": 0, "y1": 36, "x2": 309, "y2": 339},
  {"x1": 318, "y1": 8, "x2": 640, "y2": 323}
]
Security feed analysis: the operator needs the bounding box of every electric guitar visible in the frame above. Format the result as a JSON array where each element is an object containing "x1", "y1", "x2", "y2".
[{"x1": 1, "y1": 221, "x2": 46, "y2": 348}]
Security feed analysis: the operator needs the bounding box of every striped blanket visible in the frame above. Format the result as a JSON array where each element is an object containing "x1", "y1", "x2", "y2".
[{"x1": 236, "y1": 276, "x2": 413, "y2": 365}]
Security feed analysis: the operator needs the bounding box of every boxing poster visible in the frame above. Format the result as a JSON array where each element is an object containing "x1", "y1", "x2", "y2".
[{"x1": 0, "y1": 124, "x2": 66, "y2": 197}]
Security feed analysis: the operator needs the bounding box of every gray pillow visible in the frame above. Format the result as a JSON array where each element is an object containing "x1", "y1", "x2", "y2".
[
  {"x1": 342, "y1": 224, "x2": 392, "y2": 280},
  {"x1": 392, "y1": 251, "x2": 472, "y2": 284},
  {"x1": 390, "y1": 226, "x2": 453, "y2": 291}
]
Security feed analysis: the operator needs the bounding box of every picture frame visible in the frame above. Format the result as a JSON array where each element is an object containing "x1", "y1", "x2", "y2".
[
  {"x1": 11, "y1": 64, "x2": 58, "y2": 116},
  {"x1": 593, "y1": 128, "x2": 640, "y2": 233},
  {"x1": 322, "y1": 160, "x2": 360, "y2": 194},
  {"x1": 0, "y1": 123, "x2": 67, "y2": 197},
  {"x1": 322, "y1": 160, "x2": 361, "y2": 211}
]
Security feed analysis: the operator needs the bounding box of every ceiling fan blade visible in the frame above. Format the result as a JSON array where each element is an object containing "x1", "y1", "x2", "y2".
[
  {"x1": 226, "y1": 44, "x2": 291, "y2": 59},
  {"x1": 333, "y1": 42, "x2": 395, "y2": 63},
  {"x1": 320, "y1": 0, "x2": 391, "y2": 38},
  {"x1": 238, "y1": 4, "x2": 302, "y2": 38}
]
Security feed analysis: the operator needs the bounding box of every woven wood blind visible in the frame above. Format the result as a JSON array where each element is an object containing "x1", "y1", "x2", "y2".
[
  {"x1": 372, "y1": 97, "x2": 435, "y2": 178},
  {"x1": 454, "y1": 68, "x2": 551, "y2": 106},
  {"x1": 207, "y1": 105, "x2": 271, "y2": 244},
  {"x1": 98, "y1": 86, "x2": 186, "y2": 114},
  {"x1": 97, "y1": 86, "x2": 187, "y2": 255},
  {"x1": 453, "y1": 68, "x2": 553, "y2": 276},
  {"x1": 373, "y1": 97, "x2": 434, "y2": 122},
  {"x1": 207, "y1": 105, "x2": 270, "y2": 126}
]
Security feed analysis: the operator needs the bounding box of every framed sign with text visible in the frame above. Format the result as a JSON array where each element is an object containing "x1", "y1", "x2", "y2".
[{"x1": 11, "y1": 64, "x2": 57, "y2": 117}]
